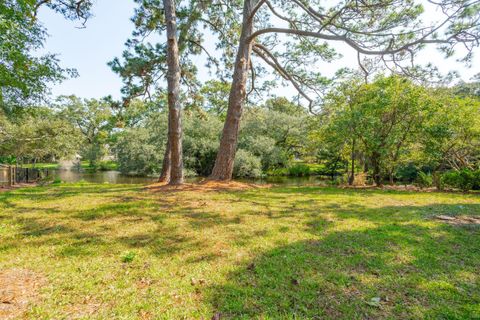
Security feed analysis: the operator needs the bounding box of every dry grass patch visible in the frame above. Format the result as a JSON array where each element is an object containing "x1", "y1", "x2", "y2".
[{"x1": 0, "y1": 269, "x2": 46, "y2": 320}]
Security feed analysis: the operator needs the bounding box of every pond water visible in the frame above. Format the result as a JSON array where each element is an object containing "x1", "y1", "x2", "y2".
[{"x1": 50, "y1": 169, "x2": 333, "y2": 186}]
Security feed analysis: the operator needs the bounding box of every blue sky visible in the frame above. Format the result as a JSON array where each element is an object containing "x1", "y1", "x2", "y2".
[
  {"x1": 38, "y1": 1, "x2": 480, "y2": 101},
  {"x1": 38, "y1": 0, "x2": 136, "y2": 99}
]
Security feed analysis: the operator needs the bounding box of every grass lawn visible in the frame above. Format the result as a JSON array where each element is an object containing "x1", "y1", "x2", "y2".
[
  {"x1": 22, "y1": 161, "x2": 118, "y2": 171},
  {"x1": 21, "y1": 163, "x2": 61, "y2": 169},
  {"x1": 0, "y1": 183, "x2": 479, "y2": 319}
]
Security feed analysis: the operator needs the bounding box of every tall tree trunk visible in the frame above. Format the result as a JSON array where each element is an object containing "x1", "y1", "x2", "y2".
[
  {"x1": 163, "y1": 0, "x2": 183, "y2": 185},
  {"x1": 348, "y1": 138, "x2": 355, "y2": 185},
  {"x1": 209, "y1": 0, "x2": 255, "y2": 181},
  {"x1": 158, "y1": 139, "x2": 171, "y2": 183}
]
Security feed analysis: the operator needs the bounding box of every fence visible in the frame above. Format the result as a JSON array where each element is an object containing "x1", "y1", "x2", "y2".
[
  {"x1": 0, "y1": 165, "x2": 51, "y2": 187},
  {"x1": 0, "y1": 165, "x2": 13, "y2": 187}
]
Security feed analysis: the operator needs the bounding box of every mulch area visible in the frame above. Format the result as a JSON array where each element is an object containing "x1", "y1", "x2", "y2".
[
  {"x1": 0, "y1": 269, "x2": 46, "y2": 319},
  {"x1": 146, "y1": 179, "x2": 270, "y2": 193}
]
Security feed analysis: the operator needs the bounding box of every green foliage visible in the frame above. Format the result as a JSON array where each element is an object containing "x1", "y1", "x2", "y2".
[
  {"x1": 233, "y1": 149, "x2": 262, "y2": 178},
  {"x1": 121, "y1": 251, "x2": 136, "y2": 263},
  {"x1": 52, "y1": 177, "x2": 63, "y2": 184},
  {"x1": 0, "y1": 0, "x2": 91, "y2": 112},
  {"x1": 115, "y1": 127, "x2": 165, "y2": 176},
  {"x1": 420, "y1": 92, "x2": 480, "y2": 172},
  {"x1": 114, "y1": 108, "x2": 222, "y2": 176},
  {"x1": 415, "y1": 172, "x2": 433, "y2": 189},
  {"x1": 395, "y1": 163, "x2": 419, "y2": 184},
  {"x1": 199, "y1": 80, "x2": 231, "y2": 117},
  {"x1": 316, "y1": 75, "x2": 480, "y2": 186},
  {"x1": 113, "y1": 96, "x2": 306, "y2": 177},
  {"x1": 183, "y1": 110, "x2": 223, "y2": 176},
  {"x1": 57, "y1": 96, "x2": 114, "y2": 167},
  {"x1": 287, "y1": 164, "x2": 311, "y2": 177},
  {"x1": 442, "y1": 169, "x2": 480, "y2": 192},
  {"x1": 239, "y1": 103, "x2": 307, "y2": 171},
  {"x1": 0, "y1": 107, "x2": 81, "y2": 162}
]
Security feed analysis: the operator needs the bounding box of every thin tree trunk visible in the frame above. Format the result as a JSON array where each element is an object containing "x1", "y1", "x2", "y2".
[
  {"x1": 163, "y1": 0, "x2": 183, "y2": 185},
  {"x1": 348, "y1": 138, "x2": 355, "y2": 185},
  {"x1": 209, "y1": 0, "x2": 255, "y2": 181},
  {"x1": 389, "y1": 170, "x2": 394, "y2": 185},
  {"x1": 158, "y1": 139, "x2": 171, "y2": 183}
]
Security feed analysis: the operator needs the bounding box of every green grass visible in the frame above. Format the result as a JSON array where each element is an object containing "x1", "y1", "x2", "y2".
[
  {"x1": 22, "y1": 161, "x2": 118, "y2": 171},
  {"x1": 0, "y1": 183, "x2": 479, "y2": 319},
  {"x1": 22, "y1": 163, "x2": 60, "y2": 169}
]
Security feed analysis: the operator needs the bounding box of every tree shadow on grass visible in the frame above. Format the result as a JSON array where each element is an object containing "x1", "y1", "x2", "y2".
[
  {"x1": 207, "y1": 203, "x2": 480, "y2": 319},
  {"x1": 0, "y1": 184, "x2": 141, "y2": 208}
]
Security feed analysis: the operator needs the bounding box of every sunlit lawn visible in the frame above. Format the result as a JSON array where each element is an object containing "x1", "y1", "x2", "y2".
[{"x1": 0, "y1": 183, "x2": 479, "y2": 319}]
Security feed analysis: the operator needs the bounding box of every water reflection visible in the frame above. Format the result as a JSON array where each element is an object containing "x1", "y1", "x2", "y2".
[{"x1": 52, "y1": 169, "x2": 332, "y2": 186}]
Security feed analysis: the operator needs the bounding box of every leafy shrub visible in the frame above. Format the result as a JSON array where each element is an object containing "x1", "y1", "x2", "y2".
[
  {"x1": 474, "y1": 171, "x2": 480, "y2": 190},
  {"x1": 415, "y1": 172, "x2": 432, "y2": 189},
  {"x1": 121, "y1": 251, "x2": 136, "y2": 263},
  {"x1": 288, "y1": 164, "x2": 311, "y2": 177},
  {"x1": 52, "y1": 176, "x2": 62, "y2": 184},
  {"x1": 233, "y1": 149, "x2": 262, "y2": 178},
  {"x1": 395, "y1": 163, "x2": 419, "y2": 183},
  {"x1": 115, "y1": 128, "x2": 164, "y2": 176},
  {"x1": 267, "y1": 168, "x2": 289, "y2": 176},
  {"x1": 308, "y1": 163, "x2": 326, "y2": 175},
  {"x1": 442, "y1": 169, "x2": 480, "y2": 192},
  {"x1": 183, "y1": 111, "x2": 222, "y2": 175},
  {"x1": 98, "y1": 161, "x2": 118, "y2": 171}
]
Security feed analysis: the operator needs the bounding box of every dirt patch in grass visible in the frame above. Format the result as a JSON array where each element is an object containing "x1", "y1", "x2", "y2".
[
  {"x1": 0, "y1": 269, "x2": 46, "y2": 319},
  {"x1": 435, "y1": 215, "x2": 480, "y2": 225},
  {"x1": 64, "y1": 297, "x2": 103, "y2": 319},
  {"x1": 146, "y1": 179, "x2": 270, "y2": 192}
]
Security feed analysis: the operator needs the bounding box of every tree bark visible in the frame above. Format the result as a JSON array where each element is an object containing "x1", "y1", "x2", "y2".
[
  {"x1": 163, "y1": 0, "x2": 183, "y2": 185},
  {"x1": 158, "y1": 139, "x2": 171, "y2": 183},
  {"x1": 389, "y1": 169, "x2": 394, "y2": 185},
  {"x1": 209, "y1": 0, "x2": 256, "y2": 181}
]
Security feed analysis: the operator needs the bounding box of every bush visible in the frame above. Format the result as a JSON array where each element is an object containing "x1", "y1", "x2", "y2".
[
  {"x1": 442, "y1": 169, "x2": 480, "y2": 192},
  {"x1": 415, "y1": 172, "x2": 432, "y2": 189},
  {"x1": 115, "y1": 128, "x2": 164, "y2": 176},
  {"x1": 396, "y1": 163, "x2": 419, "y2": 184},
  {"x1": 288, "y1": 164, "x2": 311, "y2": 177},
  {"x1": 233, "y1": 149, "x2": 262, "y2": 178},
  {"x1": 98, "y1": 161, "x2": 118, "y2": 171},
  {"x1": 52, "y1": 176, "x2": 62, "y2": 184},
  {"x1": 267, "y1": 168, "x2": 289, "y2": 176}
]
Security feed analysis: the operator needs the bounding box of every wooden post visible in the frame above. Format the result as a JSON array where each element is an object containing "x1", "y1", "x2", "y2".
[{"x1": 7, "y1": 166, "x2": 12, "y2": 187}]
